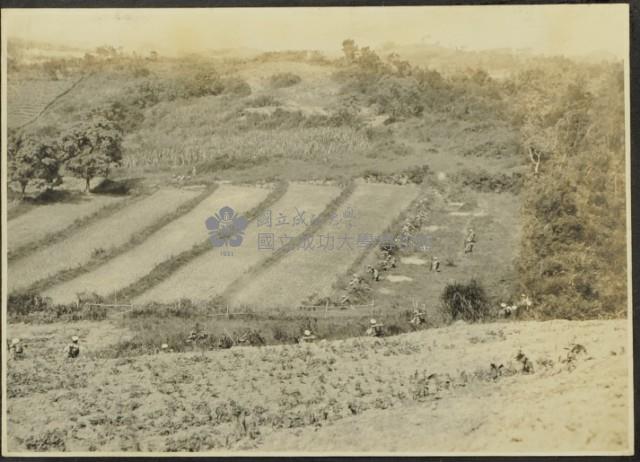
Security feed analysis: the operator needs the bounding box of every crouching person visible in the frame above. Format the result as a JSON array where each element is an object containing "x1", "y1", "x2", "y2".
[
  {"x1": 65, "y1": 336, "x2": 80, "y2": 359},
  {"x1": 9, "y1": 338, "x2": 24, "y2": 360},
  {"x1": 366, "y1": 319, "x2": 385, "y2": 337},
  {"x1": 299, "y1": 329, "x2": 317, "y2": 344}
]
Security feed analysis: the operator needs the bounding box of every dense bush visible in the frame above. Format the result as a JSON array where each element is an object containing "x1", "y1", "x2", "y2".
[
  {"x1": 441, "y1": 280, "x2": 490, "y2": 322},
  {"x1": 453, "y1": 169, "x2": 523, "y2": 194},
  {"x1": 516, "y1": 65, "x2": 626, "y2": 319},
  {"x1": 7, "y1": 292, "x2": 107, "y2": 323},
  {"x1": 269, "y1": 72, "x2": 302, "y2": 88}
]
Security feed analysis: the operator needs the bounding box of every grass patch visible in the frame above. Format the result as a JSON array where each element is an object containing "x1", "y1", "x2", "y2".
[
  {"x1": 20, "y1": 182, "x2": 219, "y2": 295},
  {"x1": 220, "y1": 180, "x2": 356, "y2": 302},
  {"x1": 112, "y1": 180, "x2": 290, "y2": 301},
  {"x1": 8, "y1": 190, "x2": 143, "y2": 262}
]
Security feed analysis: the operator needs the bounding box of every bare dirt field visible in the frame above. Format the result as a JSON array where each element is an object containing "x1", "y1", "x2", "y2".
[
  {"x1": 5, "y1": 318, "x2": 630, "y2": 454},
  {"x1": 134, "y1": 182, "x2": 341, "y2": 304},
  {"x1": 41, "y1": 184, "x2": 270, "y2": 304},
  {"x1": 8, "y1": 188, "x2": 200, "y2": 293}
]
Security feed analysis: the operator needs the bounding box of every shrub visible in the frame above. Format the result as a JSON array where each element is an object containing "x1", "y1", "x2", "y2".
[
  {"x1": 269, "y1": 72, "x2": 302, "y2": 88},
  {"x1": 441, "y1": 279, "x2": 489, "y2": 322},
  {"x1": 245, "y1": 95, "x2": 282, "y2": 107}
]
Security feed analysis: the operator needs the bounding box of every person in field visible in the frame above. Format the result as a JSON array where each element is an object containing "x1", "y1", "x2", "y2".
[
  {"x1": 430, "y1": 256, "x2": 440, "y2": 272},
  {"x1": 410, "y1": 310, "x2": 426, "y2": 327},
  {"x1": 65, "y1": 336, "x2": 80, "y2": 358},
  {"x1": 9, "y1": 338, "x2": 24, "y2": 360},
  {"x1": 299, "y1": 329, "x2": 317, "y2": 344},
  {"x1": 367, "y1": 265, "x2": 380, "y2": 281},
  {"x1": 348, "y1": 273, "x2": 361, "y2": 288},
  {"x1": 464, "y1": 228, "x2": 476, "y2": 254},
  {"x1": 366, "y1": 319, "x2": 385, "y2": 337}
]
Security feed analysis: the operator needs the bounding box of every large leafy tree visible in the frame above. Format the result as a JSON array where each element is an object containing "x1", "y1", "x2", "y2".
[
  {"x1": 8, "y1": 133, "x2": 62, "y2": 197},
  {"x1": 61, "y1": 118, "x2": 123, "y2": 191}
]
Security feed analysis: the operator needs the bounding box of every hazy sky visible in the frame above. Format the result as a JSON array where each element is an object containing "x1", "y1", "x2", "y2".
[{"x1": 1, "y1": 5, "x2": 629, "y2": 59}]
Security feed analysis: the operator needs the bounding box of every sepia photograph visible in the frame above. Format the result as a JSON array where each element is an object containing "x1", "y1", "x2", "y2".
[{"x1": 1, "y1": 3, "x2": 634, "y2": 455}]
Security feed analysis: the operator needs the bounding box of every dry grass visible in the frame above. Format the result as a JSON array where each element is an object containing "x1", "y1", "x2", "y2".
[
  {"x1": 7, "y1": 77, "x2": 79, "y2": 128},
  {"x1": 5, "y1": 319, "x2": 629, "y2": 453}
]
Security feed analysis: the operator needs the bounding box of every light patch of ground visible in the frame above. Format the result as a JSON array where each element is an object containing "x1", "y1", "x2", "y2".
[
  {"x1": 378, "y1": 288, "x2": 394, "y2": 295},
  {"x1": 387, "y1": 275, "x2": 414, "y2": 282},
  {"x1": 5, "y1": 319, "x2": 631, "y2": 454},
  {"x1": 449, "y1": 211, "x2": 488, "y2": 217},
  {"x1": 400, "y1": 256, "x2": 428, "y2": 265}
]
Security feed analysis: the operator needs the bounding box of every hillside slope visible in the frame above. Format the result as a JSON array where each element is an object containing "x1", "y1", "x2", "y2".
[{"x1": 6, "y1": 318, "x2": 631, "y2": 454}]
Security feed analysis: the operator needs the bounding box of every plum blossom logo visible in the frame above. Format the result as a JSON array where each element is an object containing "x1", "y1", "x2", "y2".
[{"x1": 205, "y1": 206, "x2": 248, "y2": 248}]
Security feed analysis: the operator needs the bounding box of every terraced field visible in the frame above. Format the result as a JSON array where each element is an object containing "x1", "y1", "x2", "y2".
[
  {"x1": 42, "y1": 184, "x2": 271, "y2": 304},
  {"x1": 8, "y1": 188, "x2": 201, "y2": 293},
  {"x1": 8, "y1": 194, "x2": 125, "y2": 254},
  {"x1": 134, "y1": 183, "x2": 341, "y2": 304},
  {"x1": 7, "y1": 77, "x2": 79, "y2": 128},
  {"x1": 230, "y1": 182, "x2": 420, "y2": 308}
]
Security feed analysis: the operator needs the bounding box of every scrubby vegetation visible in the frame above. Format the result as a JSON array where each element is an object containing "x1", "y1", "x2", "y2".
[
  {"x1": 441, "y1": 280, "x2": 490, "y2": 322},
  {"x1": 6, "y1": 37, "x2": 627, "y2": 327}
]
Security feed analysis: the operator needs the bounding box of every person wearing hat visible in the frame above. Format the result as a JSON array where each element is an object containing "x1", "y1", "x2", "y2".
[
  {"x1": 299, "y1": 329, "x2": 317, "y2": 344},
  {"x1": 366, "y1": 318, "x2": 385, "y2": 337},
  {"x1": 65, "y1": 336, "x2": 80, "y2": 358},
  {"x1": 430, "y1": 256, "x2": 440, "y2": 272},
  {"x1": 410, "y1": 309, "x2": 426, "y2": 327},
  {"x1": 9, "y1": 338, "x2": 24, "y2": 360}
]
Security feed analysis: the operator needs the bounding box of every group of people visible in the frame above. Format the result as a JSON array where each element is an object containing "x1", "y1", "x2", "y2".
[
  {"x1": 9, "y1": 335, "x2": 80, "y2": 360},
  {"x1": 298, "y1": 318, "x2": 387, "y2": 344}
]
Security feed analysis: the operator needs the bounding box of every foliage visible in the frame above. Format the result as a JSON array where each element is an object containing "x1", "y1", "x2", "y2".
[
  {"x1": 441, "y1": 280, "x2": 490, "y2": 322},
  {"x1": 269, "y1": 72, "x2": 302, "y2": 88},
  {"x1": 516, "y1": 64, "x2": 626, "y2": 319},
  {"x1": 7, "y1": 132, "x2": 62, "y2": 196},
  {"x1": 61, "y1": 117, "x2": 123, "y2": 191},
  {"x1": 453, "y1": 169, "x2": 523, "y2": 194}
]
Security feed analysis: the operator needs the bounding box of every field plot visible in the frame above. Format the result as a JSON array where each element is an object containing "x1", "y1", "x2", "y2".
[
  {"x1": 5, "y1": 319, "x2": 629, "y2": 453},
  {"x1": 8, "y1": 188, "x2": 200, "y2": 293},
  {"x1": 7, "y1": 194, "x2": 125, "y2": 254},
  {"x1": 134, "y1": 183, "x2": 341, "y2": 304},
  {"x1": 7, "y1": 78, "x2": 79, "y2": 128},
  {"x1": 43, "y1": 185, "x2": 270, "y2": 304},
  {"x1": 230, "y1": 182, "x2": 419, "y2": 308}
]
